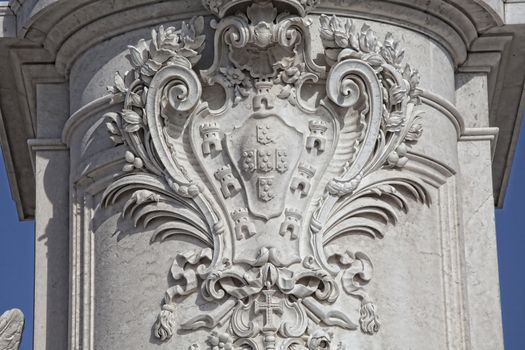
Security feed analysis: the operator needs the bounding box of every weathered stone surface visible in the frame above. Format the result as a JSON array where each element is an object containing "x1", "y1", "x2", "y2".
[
  {"x1": 0, "y1": 0, "x2": 523, "y2": 349},
  {"x1": 0, "y1": 309, "x2": 24, "y2": 350}
]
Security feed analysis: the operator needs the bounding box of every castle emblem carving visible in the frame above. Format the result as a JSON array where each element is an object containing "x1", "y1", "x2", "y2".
[{"x1": 102, "y1": 0, "x2": 430, "y2": 348}]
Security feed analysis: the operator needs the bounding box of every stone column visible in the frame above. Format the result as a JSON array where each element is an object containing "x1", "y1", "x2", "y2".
[{"x1": 1, "y1": 0, "x2": 524, "y2": 349}]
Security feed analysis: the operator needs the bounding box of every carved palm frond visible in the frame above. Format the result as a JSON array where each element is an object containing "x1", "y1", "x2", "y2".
[
  {"x1": 322, "y1": 172, "x2": 430, "y2": 245},
  {"x1": 102, "y1": 173, "x2": 212, "y2": 247},
  {"x1": 0, "y1": 309, "x2": 24, "y2": 350}
]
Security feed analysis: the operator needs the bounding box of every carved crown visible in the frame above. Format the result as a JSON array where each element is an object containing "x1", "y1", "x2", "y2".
[
  {"x1": 284, "y1": 208, "x2": 302, "y2": 219},
  {"x1": 202, "y1": 0, "x2": 320, "y2": 18},
  {"x1": 255, "y1": 79, "x2": 273, "y2": 93},
  {"x1": 215, "y1": 165, "x2": 233, "y2": 179},
  {"x1": 298, "y1": 162, "x2": 316, "y2": 178},
  {"x1": 231, "y1": 208, "x2": 250, "y2": 220},
  {"x1": 200, "y1": 122, "x2": 220, "y2": 134},
  {"x1": 309, "y1": 120, "x2": 328, "y2": 132}
]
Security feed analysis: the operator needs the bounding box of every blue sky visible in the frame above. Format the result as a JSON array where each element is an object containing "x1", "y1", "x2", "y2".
[
  {"x1": 495, "y1": 118, "x2": 525, "y2": 350},
  {"x1": 0, "y1": 120, "x2": 524, "y2": 349}
]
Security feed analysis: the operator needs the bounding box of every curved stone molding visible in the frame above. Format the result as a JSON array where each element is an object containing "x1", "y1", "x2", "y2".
[
  {"x1": 0, "y1": 309, "x2": 24, "y2": 350},
  {"x1": 99, "y1": 0, "x2": 432, "y2": 347},
  {"x1": 3, "y1": 0, "x2": 521, "y2": 220},
  {"x1": 12, "y1": 0, "x2": 500, "y2": 74}
]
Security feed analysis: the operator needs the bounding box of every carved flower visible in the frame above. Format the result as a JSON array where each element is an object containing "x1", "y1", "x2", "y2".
[
  {"x1": 179, "y1": 17, "x2": 206, "y2": 58},
  {"x1": 127, "y1": 17, "x2": 205, "y2": 82},
  {"x1": 283, "y1": 66, "x2": 301, "y2": 83},
  {"x1": 220, "y1": 67, "x2": 252, "y2": 104},
  {"x1": 152, "y1": 26, "x2": 181, "y2": 58},
  {"x1": 319, "y1": 15, "x2": 357, "y2": 49},
  {"x1": 152, "y1": 18, "x2": 205, "y2": 67},
  {"x1": 207, "y1": 331, "x2": 233, "y2": 350},
  {"x1": 275, "y1": 57, "x2": 302, "y2": 84},
  {"x1": 307, "y1": 329, "x2": 332, "y2": 350}
]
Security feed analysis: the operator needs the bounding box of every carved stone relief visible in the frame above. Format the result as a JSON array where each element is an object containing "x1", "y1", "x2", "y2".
[
  {"x1": 102, "y1": 0, "x2": 430, "y2": 347},
  {"x1": 0, "y1": 309, "x2": 24, "y2": 350}
]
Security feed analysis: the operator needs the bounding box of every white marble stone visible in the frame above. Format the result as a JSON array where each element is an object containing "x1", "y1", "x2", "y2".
[
  {"x1": 0, "y1": 0, "x2": 524, "y2": 349},
  {"x1": 0, "y1": 309, "x2": 24, "y2": 350},
  {"x1": 505, "y1": 1, "x2": 525, "y2": 25}
]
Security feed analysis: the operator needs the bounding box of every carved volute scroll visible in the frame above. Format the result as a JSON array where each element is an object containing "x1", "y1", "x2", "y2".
[{"x1": 102, "y1": 0, "x2": 430, "y2": 347}]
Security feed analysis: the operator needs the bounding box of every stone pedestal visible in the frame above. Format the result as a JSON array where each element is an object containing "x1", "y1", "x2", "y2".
[{"x1": 1, "y1": 1, "x2": 524, "y2": 349}]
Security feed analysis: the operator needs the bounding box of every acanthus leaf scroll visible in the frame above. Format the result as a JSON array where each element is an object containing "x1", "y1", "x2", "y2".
[{"x1": 102, "y1": 0, "x2": 430, "y2": 348}]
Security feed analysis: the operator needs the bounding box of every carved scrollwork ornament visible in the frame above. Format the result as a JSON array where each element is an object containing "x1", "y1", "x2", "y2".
[{"x1": 102, "y1": 0, "x2": 430, "y2": 347}]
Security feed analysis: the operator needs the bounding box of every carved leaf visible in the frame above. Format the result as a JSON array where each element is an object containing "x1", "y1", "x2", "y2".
[
  {"x1": 381, "y1": 33, "x2": 405, "y2": 68},
  {"x1": 405, "y1": 118, "x2": 423, "y2": 141},
  {"x1": 322, "y1": 173, "x2": 430, "y2": 244},
  {"x1": 0, "y1": 309, "x2": 24, "y2": 350},
  {"x1": 358, "y1": 24, "x2": 377, "y2": 53},
  {"x1": 102, "y1": 173, "x2": 212, "y2": 247},
  {"x1": 128, "y1": 40, "x2": 148, "y2": 68}
]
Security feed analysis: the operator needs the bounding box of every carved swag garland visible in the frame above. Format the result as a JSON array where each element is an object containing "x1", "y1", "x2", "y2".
[{"x1": 102, "y1": 0, "x2": 429, "y2": 348}]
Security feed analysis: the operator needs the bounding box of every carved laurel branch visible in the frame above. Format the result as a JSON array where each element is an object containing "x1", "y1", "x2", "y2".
[
  {"x1": 103, "y1": 17, "x2": 213, "y2": 251},
  {"x1": 308, "y1": 16, "x2": 430, "y2": 337},
  {"x1": 100, "y1": 6, "x2": 431, "y2": 348},
  {"x1": 102, "y1": 16, "x2": 225, "y2": 342},
  {"x1": 320, "y1": 14, "x2": 423, "y2": 195}
]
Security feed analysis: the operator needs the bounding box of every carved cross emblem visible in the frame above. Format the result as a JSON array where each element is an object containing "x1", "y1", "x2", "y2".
[{"x1": 254, "y1": 290, "x2": 283, "y2": 332}]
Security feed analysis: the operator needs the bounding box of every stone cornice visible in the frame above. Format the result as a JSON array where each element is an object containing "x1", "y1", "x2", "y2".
[{"x1": 0, "y1": 0, "x2": 523, "y2": 218}]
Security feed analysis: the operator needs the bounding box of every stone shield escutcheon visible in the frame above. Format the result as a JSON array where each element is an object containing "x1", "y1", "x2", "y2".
[
  {"x1": 227, "y1": 113, "x2": 303, "y2": 219},
  {"x1": 101, "y1": 1, "x2": 429, "y2": 346}
]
